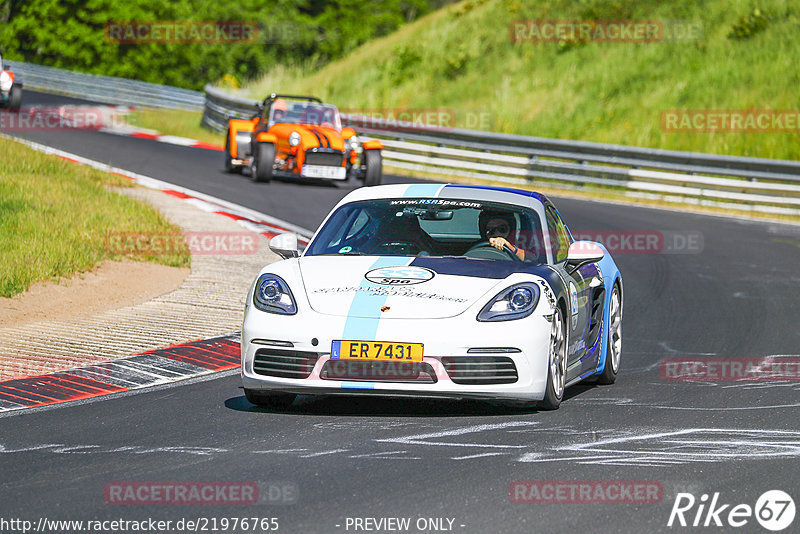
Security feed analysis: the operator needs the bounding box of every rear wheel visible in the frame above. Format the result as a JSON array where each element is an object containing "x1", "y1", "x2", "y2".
[
  {"x1": 596, "y1": 284, "x2": 622, "y2": 385},
  {"x1": 8, "y1": 85, "x2": 21, "y2": 110},
  {"x1": 363, "y1": 150, "x2": 382, "y2": 186},
  {"x1": 250, "y1": 142, "x2": 274, "y2": 183},
  {"x1": 224, "y1": 130, "x2": 241, "y2": 174},
  {"x1": 540, "y1": 305, "x2": 567, "y2": 410},
  {"x1": 244, "y1": 389, "x2": 296, "y2": 409}
]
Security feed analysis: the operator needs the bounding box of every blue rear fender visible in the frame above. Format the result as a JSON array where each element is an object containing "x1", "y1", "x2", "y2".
[{"x1": 593, "y1": 244, "x2": 622, "y2": 375}]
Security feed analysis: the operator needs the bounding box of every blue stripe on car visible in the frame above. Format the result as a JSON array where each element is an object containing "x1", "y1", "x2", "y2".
[
  {"x1": 339, "y1": 189, "x2": 434, "y2": 343},
  {"x1": 403, "y1": 184, "x2": 445, "y2": 197},
  {"x1": 341, "y1": 257, "x2": 413, "y2": 340},
  {"x1": 593, "y1": 244, "x2": 621, "y2": 375},
  {"x1": 341, "y1": 381, "x2": 375, "y2": 389},
  {"x1": 441, "y1": 184, "x2": 548, "y2": 203}
]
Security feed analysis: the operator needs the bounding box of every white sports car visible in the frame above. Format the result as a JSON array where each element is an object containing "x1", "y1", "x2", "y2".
[{"x1": 241, "y1": 184, "x2": 623, "y2": 410}]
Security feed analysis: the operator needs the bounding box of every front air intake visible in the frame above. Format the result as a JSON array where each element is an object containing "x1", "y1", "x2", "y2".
[
  {"x1": 305, "y1": 149, "x2": 344, "y2": 167},
  {"x1": 253, "y1": 349, "x2": 318, "y2": 379},
  {"x1": 441, "y1": 356, "x2": 519, "y2": 385}
]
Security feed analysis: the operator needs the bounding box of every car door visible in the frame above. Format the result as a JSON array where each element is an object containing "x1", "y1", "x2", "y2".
[{"x1": 545, "y1": 205, "x2": 600, "y2": 382}]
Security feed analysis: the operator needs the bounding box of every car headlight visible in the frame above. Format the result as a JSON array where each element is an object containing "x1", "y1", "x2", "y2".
[
  {"x1": 253, "y1": 274, "x2": 297, "y2": 315},
  {"x1": 346, "y1": 135, "x2": 361, "y2": 153},
  {"x1": 477, "y1": 283, "x2": 540, "y2": 322},
  {"x1": 289, "y1": 131, "x2": 301, "y2": 146}
]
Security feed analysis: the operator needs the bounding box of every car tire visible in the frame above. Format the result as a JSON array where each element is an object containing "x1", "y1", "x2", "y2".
[
  {"x1": 540, "y1": 305, "x2": 567, "y2": 410},
  {"x1": 8, "y1": 85, "x2": 21, "y2": 110},
  {"x1": 596, "y1": 283, "x2": 622, "y2": 385},
  {"x1": 363, "y1": 150, "x2": 382, "y2": 186},
  {"x1": 224, "y1": 130, "x2": 241, "y2": 174},
  {"x1": 251, "y1": 142, "x2": 274, "y2": 183},
  {"x1": 244, "y1": 389, "x2": 296, "y2": 409}
]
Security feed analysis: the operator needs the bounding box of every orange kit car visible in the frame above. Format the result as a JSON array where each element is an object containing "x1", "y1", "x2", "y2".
[{"x1": 224, "y1": 94, "x2": 383, "y2": 185}]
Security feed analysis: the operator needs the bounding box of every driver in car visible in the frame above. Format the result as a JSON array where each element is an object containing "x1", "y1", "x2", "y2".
[
  {"x1": 478, "y1": 210, "x2": 527, "y2": 261},
  {"x1": 270, "y1": 99, "x2": 287, "y2": 123}
]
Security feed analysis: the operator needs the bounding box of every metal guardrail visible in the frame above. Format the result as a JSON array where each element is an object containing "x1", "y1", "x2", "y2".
[
  {"x1": 201, "y1": 84, "x2": 261, "y2": 131},
  {"x1": 202, "y1": 85, "x2": 800, "y2": 216},
  {"x1": 6, "y1": 60, "x2": 204, "y2": 111}
]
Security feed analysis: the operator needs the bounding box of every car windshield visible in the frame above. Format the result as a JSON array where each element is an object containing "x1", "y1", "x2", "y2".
[
  {"x1": 305, "y1": 198, "x2": 547, "y2": 263},
  {"x1": 269, "y1": 100, "x2": 341, "y2": 130}
]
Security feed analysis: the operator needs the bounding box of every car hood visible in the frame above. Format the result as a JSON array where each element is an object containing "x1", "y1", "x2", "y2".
[
  {"x1": 270, "y1": 123, "x2": 344, "y2": 151},
  {"x1": 298, "y1": 256, "x2": 508, "y2": 319}
]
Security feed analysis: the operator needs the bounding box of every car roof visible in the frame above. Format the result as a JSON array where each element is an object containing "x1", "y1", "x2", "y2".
[{"x1": 335, "y1": 183, "x2": 550, "y2": 210}]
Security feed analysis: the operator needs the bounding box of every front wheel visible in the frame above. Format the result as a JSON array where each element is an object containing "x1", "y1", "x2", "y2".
[
  {"x1": 363, "y1": 149, "x2": 382, "y2": 186},
  {"x1": 8, "y1": 85, "x2": 22, "y2": 110},
  {"x1": 244, "y1": 389, "x2": 296, "y2": 409},
  {"x1": 540, "y1": 305, "x2": 567, "y2": 410},
  {"x1": 250, "y1": 142, "x2": 274, "y2": 183},
  {"x1": 596, "y1": 284, "x2": 622, "y2": 384}
]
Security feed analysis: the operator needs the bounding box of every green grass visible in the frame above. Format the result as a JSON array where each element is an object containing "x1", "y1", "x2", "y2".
[
  {"x1": 240, "y1": 0, "x2": 800, "y2": 161},
  {"x1": 0, "y1": 137, "x2": 189, "y2": 298}
]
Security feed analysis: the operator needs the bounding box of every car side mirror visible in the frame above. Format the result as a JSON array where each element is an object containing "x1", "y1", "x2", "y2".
[
  {"x1": 565, "y1": 241, "x2": 604, "y2": 273},
  {"x1": 269, "y1": 232, "x2": 299, "y2": 259}
]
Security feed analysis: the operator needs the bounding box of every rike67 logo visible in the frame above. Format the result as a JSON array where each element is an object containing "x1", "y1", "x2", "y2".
[{"x1": 668, "y1": 490, "x2": 795, "y2": 531}]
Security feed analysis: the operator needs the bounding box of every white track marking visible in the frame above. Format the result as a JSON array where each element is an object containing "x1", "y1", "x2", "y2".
[{"x1": 377, "y1": 421, "x2": 538, "y2": 449}]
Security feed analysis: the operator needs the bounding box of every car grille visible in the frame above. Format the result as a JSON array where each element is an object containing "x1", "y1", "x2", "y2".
[
  {"x1": 304, "y1": 150, "x2": 344, "y2": 167},
  {"x1": 253, "y1": 349, "x2": 319, "y2": 379},
  {"x1": 320, "y1": 360, "x2": 437, "y2": 383},
  {"x1": 441, "y1": 356, "x2": 519, "y2": 385}
]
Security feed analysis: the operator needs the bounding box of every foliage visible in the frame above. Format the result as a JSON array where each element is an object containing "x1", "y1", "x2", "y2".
[
  {"x1": 0, "y1": 0, "x2": 439, "y2": 89},
  {"x1": 728, "y1": 7, "x2": 770, "y2": 39}
]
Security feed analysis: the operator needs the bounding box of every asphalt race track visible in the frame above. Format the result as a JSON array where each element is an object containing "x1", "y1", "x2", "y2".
[{"x1": 1, "y1": 91, "x2": 799, "y2": 533}]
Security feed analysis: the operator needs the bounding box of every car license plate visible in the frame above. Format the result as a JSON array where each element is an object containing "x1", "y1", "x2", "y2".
[
  {"x1": 302, "y1": 165, "x2": 346, "y2": 179},
  {"x1": 331, "y1": 340, "x2": 424, "y2": 362}
]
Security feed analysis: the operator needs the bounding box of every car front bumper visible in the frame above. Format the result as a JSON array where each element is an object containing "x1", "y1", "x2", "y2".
[{"x1": 241, "y1": 306, "x2": 553, "y2": 402}]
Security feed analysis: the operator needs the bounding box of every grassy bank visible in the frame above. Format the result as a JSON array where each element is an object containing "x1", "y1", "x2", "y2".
[
  {"x1": 242, "y1": 0, "x2": 800, "y2": 161},
  {"x1": 0, "y1": 136, "x2": 189, "y2": 298}
]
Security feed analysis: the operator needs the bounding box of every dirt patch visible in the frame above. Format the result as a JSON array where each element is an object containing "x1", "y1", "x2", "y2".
[{"x1": 0, "y1": 259, "x2": 190, "y2": 329}]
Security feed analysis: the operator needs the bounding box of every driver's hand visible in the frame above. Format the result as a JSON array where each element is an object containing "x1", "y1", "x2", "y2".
[{"x1": 489, "y1": 237, "x2": 511, "y2": 251}]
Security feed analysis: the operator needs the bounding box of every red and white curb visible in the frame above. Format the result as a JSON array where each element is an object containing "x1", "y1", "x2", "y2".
[
  {"x1": 0, "y1": 334, "x2": 241, "y2": 414},
  {"x1": 5, "y1": 104, "x2": 226, "y2": 151},
  {"x1": 2, "y1": 134, "x2": 313, "y2": 244},
  {"x1": 82, "y1": 104, "x2": 224, "y2": 150},
  {"x1": 100, "y1": 124, "x2": 224, "y2": 151}
]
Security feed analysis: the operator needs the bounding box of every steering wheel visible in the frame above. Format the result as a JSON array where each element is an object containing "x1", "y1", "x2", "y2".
[{"x1": 464, "y1": 240, "x2": 521, "y2": 262}]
